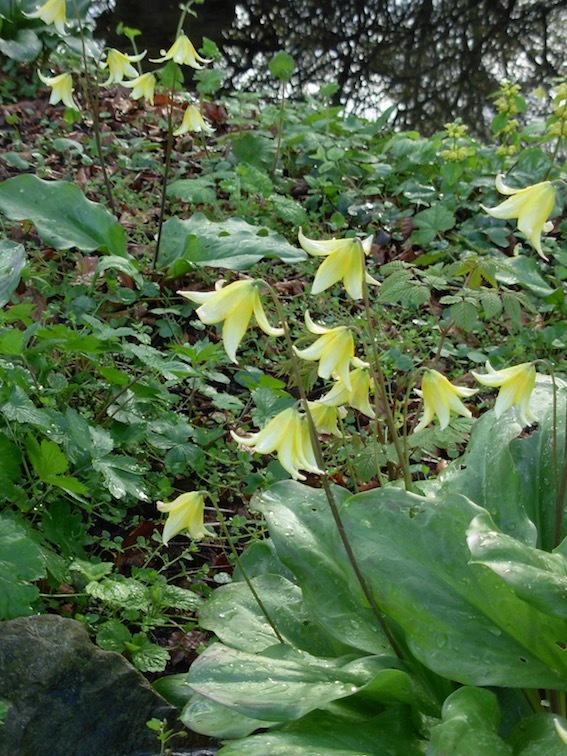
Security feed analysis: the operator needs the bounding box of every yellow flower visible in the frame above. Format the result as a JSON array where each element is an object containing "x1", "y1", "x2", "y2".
[
  {"x1": 414, "y1": 369, "x2": 477, "y2": 433},
  {"x1": 37, "y1": 71, "x2": 79, "y2": 110},
  {"x1": 318, "y1": 367, "x2": 375, "y2": 419},
  {"x1": 121, "y1": 72, "x2": 156, "y2": 105},
  {"x1": 100, "y1": 49, "x2": 146, "y2": 86},
  {"x1": 173, "y1": 105, "x2": 213, "y2": 136},
  {"x1": 482, "y1": 174, "x2": 556, "y2": 259},
  {"x1": 150, "y1": 34, "x2": 212, "y2": 68},
  {"x1": 24, "y1": 0, "x2": 67, "y2": 36},
  {"x1": 294, "y1": 311, "x2": 366, "y2": 391},
  {"x1": 231, "y1": 407, "x2": 323, "y2": 481},
  {"x1": 156, "y1": 491, "x2": 208, "y2": 545},
  {"x1": 178, "y1": 280, "x2": 283, "y2": 363},
  {"x1": 298, "y1": 228, "x2": 379, "y2": 300},
  {"x1": 307, "y1": 401, "x2": 346, "y2": 437},
  {"x1": 471, "y1": 361, "x2": 536, "y2": 427}
]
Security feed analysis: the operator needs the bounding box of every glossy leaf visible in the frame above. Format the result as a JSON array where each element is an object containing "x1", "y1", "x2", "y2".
[
  {"x1": 0, "y1": 175, "x2": 127, "y2": 257},
  {"x1": 341, "y1": 487, "x2": 567, "y2": 689},
  {"x1": 0, "y1": 241, "x2": 26, "y2": 308}
]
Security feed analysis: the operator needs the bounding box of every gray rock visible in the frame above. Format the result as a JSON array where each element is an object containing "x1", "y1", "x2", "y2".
[{"x1": 0, "y1": 614, "x2": 178, "y2": 756}]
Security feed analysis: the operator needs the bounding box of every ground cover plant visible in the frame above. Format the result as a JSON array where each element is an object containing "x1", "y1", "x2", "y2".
[{"x1": 1, "y1": 1, "x2": 567, "y2": 752}]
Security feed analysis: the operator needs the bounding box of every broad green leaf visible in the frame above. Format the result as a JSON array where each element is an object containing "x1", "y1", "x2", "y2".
[
  {"x1": 269, "y1": 51, "x2": 296, "y2": 82},
  {"x1": 92, "y1": 454, "x2": 149, "y2": 500},
  {"x1": 508, "y1": 713, "x2": 567, "y2": 755},
  {"x1": 468, "y1": 512, "x2": 567, "y2": 618},
  {"x1": 0, "y1": 28, "x2": 42, "y2": 62},
  {"x1": 180, "y1": 689, "x2": 279, "y2": 739},
  {"x1": 0, "y1": 515, "x2": 44, "y2": 619},
  {"x1": 189, "y1": 642, "x2": 397, "y2": 722},
  {"x1": 496, "y1": 255, "x2": 556, "y2": 298},
  {"x1": 432, "y1": 407, "x2": 536, "y2": 544},
  {"x1": 0, "y1": 241, "x2": 26, "y2": 307},
  {"x1": 129, "y1": 634, "x2": 170, "y2": 672},
  {"x1": 25, "y1": 435, "x2": 88, "y2": 494},
  {"x1": 0, "y1": 175, "x2": 127, "y2": 257},
  {"x1": 199, "y1": 573, "x2": 351, "y2": 657},
  {"x1": 1, "y1": 385, "x2": 53, "y2": 430},
  {"x1": 429, "y1": 687, "x2": 511, "y2": 755},
  {"x1": 158, "y1": 213, "x2": 306, "y2": 273},
  {"x1": 96, "y1": 619, "x2": 131, "y2": 652},
  {"x1": 95, "y1": 255, "x2": 143, "y2": 288},
  {"x1": 218, "y1": 708, "x2": 426, "y2": 755},
  {"x1": 252, "y1": 481, "x2": 391, "y2": 655},
  {"x1": 341, "y1": 487, "x2": 567, "y2": 689}
]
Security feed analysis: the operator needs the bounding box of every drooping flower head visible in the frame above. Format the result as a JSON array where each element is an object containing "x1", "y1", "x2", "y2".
[
  {"x1": 307, "y1": 401, "x2": 346, "y2": 437},
  {"x1": 482, "y1": 174, "x2": 556, "y2": 259},
  {"x1": 25, "y1": 0, "x2": 67, "y2": 36},
  {"x1": 471, "y1": 361, "x2": 536, "y2": 427},
  {"x1": 100, "y1": 49, "x2": 146, "y2": 86},
  {"x1": 298, "y1": 228, "x2": 379, "y2": 300},
  {"x1": 173, "y1": 105, "x2": 213, "y2": 136},
  {"x1": 231, "y1": 407, "x2": 324, "y2": 481},
  {"x1": 37, "y1": 71, "x2": 79, "y2": 110},
  {"x1": 318, "y1": 367, "x2": 375, "y2": 419},
  {"x1": 178, "y1": 280, "x2": 283, "y2": 363},
  {"x1": 157, "y1": 491, "x2": 209, "y2": 545},
  {"x1": 121, "y1": 72, "x2": 156, "y2": 105},
  {"x1": 294, "y1": 311, "x2": 367, "y2": 391},
  {"x1": 151, "y1": 34, "x2": 212, "y2": 68},
  {"x1": 414, "y1": 369, "x2": 477, "y2": 433}
]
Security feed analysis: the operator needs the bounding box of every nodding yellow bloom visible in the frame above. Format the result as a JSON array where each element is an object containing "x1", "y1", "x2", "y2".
[
  {"x1": 307, "y1": 401, "x2": 346, "y2": 437},
  {"x1": 157, "y1": 491, "x2": 209, "y2": 545},
  {"x1": 25, "y1": 0, "x2": 67, "y2": 36},
  {"x1": 100, "y1": 49, "x2": 146, "y2": 86},
  {"x1": 37, "y1": 71, "x2": 79, "y2": 110},
  {"x1": 294, "y1": 311, "x2": 367, "y2": 391},
  {"x1": 231, "y1": 407, "x2": 324, "y2": 481},
  {"x1": 414, "y1": 369, "x2": 477, "y2": 433},
  {"x1": 471, "y1": 361, "x2": 536, "y2": 427},
  {"x1": 318, "y1": 367, "x2": 375, "y2": 419},
  {"x1": 150, "y1": 34, "x2": 212, "y2": 68},
  {"x1": 482, "y1": 174, "x2": 556, "y2": 259},
  {"x1": 298, "y1": 228, "x2": 379, "y2": 300},
  {"x1": 173, "y1": 105, "x2": 213, "y2": 136},
  {"x1": 121, "y1": 72, "x2": 156, "y2": 105},
  {"x1": 178, "y1": 280, "x2": 283, "y2": 363}
]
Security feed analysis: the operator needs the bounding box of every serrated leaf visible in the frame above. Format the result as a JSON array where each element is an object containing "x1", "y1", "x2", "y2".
[
  {"x1": 96, "y1": 619, "x2": 132, "y2": 652},
  {"x1": 411, "y1": 205, "x2": 456, "y2": 246},
  {"x1": 449, "y1": 299, "x2": 478, "y2": 331},
  {"x1": 1, "y1": 386, "x2": 52, "y2": 430},
  {"x1": 502, "y1": 292, "x2": 522, "y2": 324},
  {"x1": 86, "y1": 577, "x2": 150, "y2": 610},
  {"x1": 130, "y1": 635, "x2": 170, "y2": 672},
  {"x1": 158, "y1": 213, "x2": 307, "y2": 273},
  {"x1": 160, "y1": 584, "x2": 202, "y2": 610},
  {"x1": 92, "y1": 455, "x2": 149, "y2": 500},
  {"x1": 0, "y1": 175, "x2": 127, "y2": 257},
  {"x1": 0, "y1": 515, "x2": 45, "y2": 619},
  {"x1": 0, "y1": 241, "x2": 26, "y2": 308},
  {"x1": 479, "y1": 290, "x2": 502, "y2": 319}
]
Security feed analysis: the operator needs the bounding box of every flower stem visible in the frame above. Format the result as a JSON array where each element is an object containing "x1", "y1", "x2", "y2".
[
  {"x1": 153, "y1": 67, "x2": 178, "y2": 270},
  {"x1": 209, "y1": 497, "x2": 285, "y2": 644},
  {"x1": 265, "y1": 282, "x2": 405, "y2": 659}
]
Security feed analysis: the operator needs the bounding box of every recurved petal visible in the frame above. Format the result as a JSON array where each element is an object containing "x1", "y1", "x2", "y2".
[
  {"x1": 221, "y1": 303, "x2": 254, "y2": 362},
  {"x1": 304, "y1": 310, "x2": 333, "y2": 335},
  {"x1": 311, "y1": 249, "x2": 350, "y2": 295},
  {"x1": 252, "y1": 291, "x2": 284, "y2": 337},
  {"x1": 298, "y1": 228, "x2": 351, "y2": 257}
]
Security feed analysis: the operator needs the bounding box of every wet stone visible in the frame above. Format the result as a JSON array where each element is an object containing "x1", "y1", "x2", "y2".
[{"x1": 0, "y1": 614, "x2": 177, "y2": 756}]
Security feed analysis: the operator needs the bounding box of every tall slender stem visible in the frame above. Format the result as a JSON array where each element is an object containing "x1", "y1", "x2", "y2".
[
  {"x1": 209, "y1": 497, "x2": 285, "y2": 644},
  {"x1": 265, "y1": 283, "x2": 405, "y2": 659},
  {"x1": 153, "y1": 67, "x2": 178, "y2": 270}
]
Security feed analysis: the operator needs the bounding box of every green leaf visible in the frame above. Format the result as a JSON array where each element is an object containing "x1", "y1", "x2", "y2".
[
  {"x1": 1, "y1": 386, "x2": 52, "y2": 431},
  {"x1": 467, "y1": 512, "x2": 567, "y2": 618},
  {"x1": 129, "y1": 634, "x2": 170, "y2": 672},
  {"x1": 429, "y1": 687, "x2": 511, "y2": 755},
  {"x1": 0, "y1": 175, "x2": 127, "y2": 257},
  {"x1": 25, "y1": 435, "x2": 88, "y2": 494},
  {"x1": 199, "y1": 573, "x2": 351, "y2": 657},
  {"x1": 449, "y1": 298, "x2": 478, "y2": 331},
  {"x1": 218, "y1": 708, "x2": 425, "y2": 755},
  {"x1": 181, "y1": 689, "x2": 278, "y2": 739},
  {"x1": 158, "y1": 213, "x2": 307, "y2": 273},
  {"x1": 0, "y1": 28, "x2": 42, "y2": 62},
  {"x1": 96, "y1": 619, "x2": 132, "y2": 653},
  {"x1": 0, "y1": 241, "x2": 26, "y2": 308},
  {"x1": 92, "y1": 455, "x2": 149, "y2": 500},
  {"x1": 269, "y1": 51, "x2": 296, "y2": 82},
  {"x1": 341, "y1": 487, "x2": 567, "y2": 689},
  {"x1": 410, "y1": 205, "x2": 456, "y2": 246},
  {"x1": 0, "y1": 515, "x2": 45, "y2": 619},
  {"x1": 86, "y1": 577, "x2": 150, "y2": 610},
  {"x1": 507, "y1": 713, "x2": 567, "y2": 755},
  {"x1": 253, "y1": 481, "x2": 391, "y2": 655},
  {"x1": 189, "y1": 642, "x2": 395, "y2": 722},
  {"x1": 95, "y1": 255, "x2": 143, "y2": 288},
  {"x1": 166, "y1": 177, "x2": 217, "y2": 204}
]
